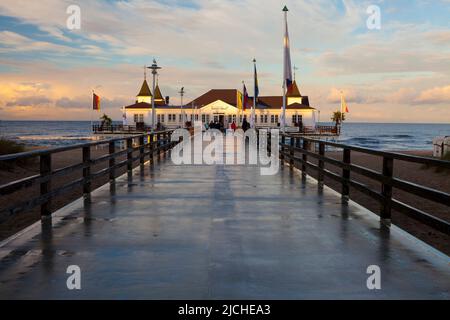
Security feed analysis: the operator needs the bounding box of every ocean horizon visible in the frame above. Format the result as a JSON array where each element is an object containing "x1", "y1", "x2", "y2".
[{"x1": 0, "y1": 120, "x2": 449, "y2": 151}]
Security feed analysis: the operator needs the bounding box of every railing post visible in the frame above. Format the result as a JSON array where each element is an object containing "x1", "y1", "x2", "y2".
[
  {"x1": 139, "y1": 135, "x2": 145, "y2": 166},
  {"x1": 289, "y1": 135, "x2": 294, "y2": 168},
  {"x1": 280, "y1": 135, "x2": 285, "y2": 162},
  {"x1": 318, "y1": 142, "x2": 325, "y2": 188},
  {"x1": 127, "y1": 138, "x2": 133, "y2": 172},
  {"x1": 157, "y1": 133, "x2": 162, "y2": 161},
  {"x1": 109, "y1": 141, "x2": 115, "y2": 181},
  {"x1": 168, "y1": 131, "x2": 173, "y2": 148},
  {"x1": 256, "y1": 130, "x2": 260, "y2": 151},
  {"x1": 82, "y1": 146, "x2": 91, "y2": 199},
  {"x1": 381, "y1": 156, "x2": 394, "y2": 223},
  {"x1": 301, "y1": 139, "x2": 308, "y2": 177},
  {"x1": 149, "y1": 133, "x2": 154, "y2": 164},
  {"x1": 295, "y1": 136, "x2": 301, "y2": 169},
  {"x1": 342, "y1": 148, "x2": 351, "y2": 202},
  {"x1": 40, "y1": 154, "x2": 52, "y2": 217},
  {"x1": 163, "y1": 132, "x2": 168, "y2": 156}
]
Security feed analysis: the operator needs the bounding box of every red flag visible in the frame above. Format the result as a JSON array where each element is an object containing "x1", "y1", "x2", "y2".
[
  {"x1": 341, "y1": 93, "x2": 349, "y2": 113},
  {"x1": 243, "y1": 84, "x2": 249, "y2": 111},
  {"x1": 93, "y1": 93, "x2": 100, "y2": 111}
]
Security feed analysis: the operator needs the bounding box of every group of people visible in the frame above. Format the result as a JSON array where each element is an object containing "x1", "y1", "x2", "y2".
[
  {"x1": 205, "y1": 118, "x2": 251, "y2": 132},
  {"x1": 206, "y1": 121, "x2": 222, "y2": 130}
]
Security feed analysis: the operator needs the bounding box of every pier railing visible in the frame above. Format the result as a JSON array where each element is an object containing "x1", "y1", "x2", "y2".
[
  {"x1": 279, "y1": 134, "x2": 450, "y2": 235},
  {"x1": 0, "y1": 130, "x2": 176, "y2": 222}
]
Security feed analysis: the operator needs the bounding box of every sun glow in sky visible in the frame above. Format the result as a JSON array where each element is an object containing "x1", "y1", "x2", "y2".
[{"x1": 0, "y1": 0, "x2": 449, "y2": 122}]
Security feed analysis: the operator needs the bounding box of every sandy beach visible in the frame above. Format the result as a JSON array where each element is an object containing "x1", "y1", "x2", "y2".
[{"x1": 1, "y1": 146, "x2": 449, "y2": 256}]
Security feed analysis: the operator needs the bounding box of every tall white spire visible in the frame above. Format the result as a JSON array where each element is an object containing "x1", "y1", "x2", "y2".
[
  {"x1": 283, "y1": 6, "x2": 293, "y2": 88},
  {"x1": 281, "y1": 5, "x2": 292, "y2": 132}
]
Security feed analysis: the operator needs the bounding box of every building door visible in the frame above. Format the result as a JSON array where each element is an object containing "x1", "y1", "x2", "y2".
[{"x1": 219, "y1": 115, "x2": 225, "y2": 130}]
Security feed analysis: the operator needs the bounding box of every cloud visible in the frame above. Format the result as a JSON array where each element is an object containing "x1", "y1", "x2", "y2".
[
  {"x1": 0, "y1": 0, "x2": 450, "y2": 122},
  {"x1": 6, "y1": 95, "x2": 52, "y2": 107},
  {"x1": 0, "y1": 31, "x2": 75, "y2": 54},
  {"x1": 327, "y1": 87, "x2": 369, "y2": 104},
  {"x1": 55, "y1": 96, "x2": 129, "y2": 109},
  {"x1": 415, "y1": 85, "x2": 450, "y2": 104}
]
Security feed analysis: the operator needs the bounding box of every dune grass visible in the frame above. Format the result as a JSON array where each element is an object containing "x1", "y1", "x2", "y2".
[
  {"x1": 0, "y1": 138, "x2": 25, "y2": 155},
  {"x1": 0, "y1": 138, "x2": 29, "y2": 170}
]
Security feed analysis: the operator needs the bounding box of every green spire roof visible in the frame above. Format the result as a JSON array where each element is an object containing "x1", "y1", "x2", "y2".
[{"x1": 137, "y1": 79, "x2": 152, "y2": 97}]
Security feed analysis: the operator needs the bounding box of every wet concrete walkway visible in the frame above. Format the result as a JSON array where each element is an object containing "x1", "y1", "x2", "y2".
[{"x1": 0, "y1": 153, "x2": 449, "y2": 299}]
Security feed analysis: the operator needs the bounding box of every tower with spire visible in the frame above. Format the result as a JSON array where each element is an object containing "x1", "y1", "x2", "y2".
[
  {"x1": 153, "y1": 75, "x2": 165, "y2": 103},
  {"x1": 286, "y1": 80, "x2": 302, "y2": 105},
  {"x1": 136, "y1": 66, "x2": 153, "y2": 104}
]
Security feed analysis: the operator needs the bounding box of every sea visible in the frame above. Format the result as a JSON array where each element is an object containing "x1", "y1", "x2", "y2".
[{"x1": 0, "y1": 121, "x2": 449, "y2": 151}]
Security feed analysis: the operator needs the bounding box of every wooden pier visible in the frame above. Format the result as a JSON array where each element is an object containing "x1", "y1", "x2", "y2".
[{"x1": 0, "y1": 131, "x2": 449, "y2": 299}]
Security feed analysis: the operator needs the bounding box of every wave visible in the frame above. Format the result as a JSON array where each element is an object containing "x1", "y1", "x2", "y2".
[
  {"x1": 16, "y1": 135, "x2": 97, "y2": 141},
  {"x1": 374, "y1": 134, "x2": 414, "y2": 139}
]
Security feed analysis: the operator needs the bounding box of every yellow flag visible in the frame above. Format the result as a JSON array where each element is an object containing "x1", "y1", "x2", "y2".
[{"x1": 237, "y1": 91, "x2": 243, "y2": 111}]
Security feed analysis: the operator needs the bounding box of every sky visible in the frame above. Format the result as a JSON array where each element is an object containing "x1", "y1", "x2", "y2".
[{"x1": 0, "y1": 0, "x2": 449, "y2": 123}]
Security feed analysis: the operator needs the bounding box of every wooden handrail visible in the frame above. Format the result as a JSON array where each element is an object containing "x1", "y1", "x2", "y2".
[
  {"x1": 0, "y1": 130, "x2": 174, "y2": 162},
  {"x1": 279, "y1": 134, "x2": 450, "y2": 235},
  {"x1": 287, "y1": 134, "x2": 450, "y2": 168},
  {"x1": 0, "y1": 130, "x2": 178, "y2": 222}
]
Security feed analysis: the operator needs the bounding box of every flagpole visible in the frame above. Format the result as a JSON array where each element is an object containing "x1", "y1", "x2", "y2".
[
  {"x1": 252, "y1": 58, "x2": 257, "y2": 129},
  {"x1": 91, "y1": 89, "x2": 94, "y2": 134},
  {"x1": 340, "y1": 90, "x2": 344, "y2": 134},
  {"x1": 241, "y1": 81, "x2": 245, "y2": 127}
]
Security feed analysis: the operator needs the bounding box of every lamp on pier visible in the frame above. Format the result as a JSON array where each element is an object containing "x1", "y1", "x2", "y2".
[{"x1": 147, "y1": 59, "x2": 161, "y2": 130}]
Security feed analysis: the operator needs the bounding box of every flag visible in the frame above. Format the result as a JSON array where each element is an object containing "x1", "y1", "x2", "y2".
[
  {"x1": 243, "y1": 84, "x2": 249, "y2": 111},
  {"x1": 254, "y1": 63, "x2": 259, "y2": 103},
  {"x1": 237, "y1": 91, "x2": 243, "y2": 111},
  {"x1": 341, "y1": 92, "x2": 349, "y2": 113},
  {"x1": 283, "y1": 6, "x2": 292, "y2": 89},
  {"x1": 251, "y1": 60, "x2": 258, "y2": 129},
  {"x1": 93, "y1": 93, "x2": 100, "y2": 111}
]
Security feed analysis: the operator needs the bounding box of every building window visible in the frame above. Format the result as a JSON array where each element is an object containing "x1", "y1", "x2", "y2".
[
  {"x1": 179, "y1": 114, "x2": 183, "y2": 122},
  {"x1": 292, "y1": 115, "x2": 303, "y2": 124},
  {"x1": 134, "y1": 114, "x2": 144, "y2": 123},
  {"x1": 271, "y1": 115, "x2": 275, "y2": 123},
  {"x1": 195, "y1": 114, "x2": 199, "y2": 121},
  {"x1": 168, "y1": 114, "x2": 172, "y2": 122},
  {"x1": 228, "y1": 115, "x2": 232, "y2": 123},
  {"x1": 260, "y1": 115, "x2": 264, "y2": 123},
  {"x1": 232, "y1": 115, "x2": 236, "y2": 123},
  {"x1": 202, "y1": 114, "x2": 206, "y2": 122},
  {"x1": 275, "y1": 115, "x2": 279, "y2": 124}
]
